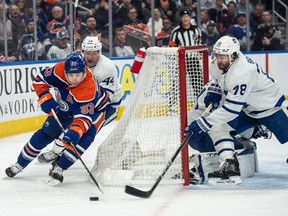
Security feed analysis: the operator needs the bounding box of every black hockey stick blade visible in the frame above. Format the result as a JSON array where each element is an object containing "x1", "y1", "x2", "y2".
[
  {"x1": 125, "y1": 184, "x2": 154, "y2": 199},
  {"x1": 125, "y1": 132, "x2": 193, "y2": 198}
]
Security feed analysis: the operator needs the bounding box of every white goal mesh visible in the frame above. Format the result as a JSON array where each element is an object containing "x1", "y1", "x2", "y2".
[{"x1": 92, "y1": 46, "x2": 209, "y2": 186}]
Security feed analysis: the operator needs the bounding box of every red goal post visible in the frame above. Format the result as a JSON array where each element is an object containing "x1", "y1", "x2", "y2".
[
  {"x1": 178, "y1": 45, "x2": 209, "y2": 185},
  {"x1": 92, "y1": 45, "x2": 209, "y2": 186}
]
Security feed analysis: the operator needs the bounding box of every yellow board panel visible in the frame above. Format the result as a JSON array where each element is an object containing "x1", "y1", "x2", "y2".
[{"x1": 0, "y1": 116, "x2": 46, "y2": 139}]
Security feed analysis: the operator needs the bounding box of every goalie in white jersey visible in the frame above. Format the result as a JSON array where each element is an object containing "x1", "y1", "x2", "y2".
[
  {"x1": 185, "y1": 35, "x2": 288, "y2": 184},
  {"x1": 38, "y1": 36, "x2": 122, "y2": 163}
]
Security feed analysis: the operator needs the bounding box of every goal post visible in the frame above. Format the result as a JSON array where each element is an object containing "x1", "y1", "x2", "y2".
[
  {"x1": 178, "y1": 46, "x2": 209, "y2": 185},
  {"x1": 92, "y1": 45, "x2": 209, "y2": 186}
]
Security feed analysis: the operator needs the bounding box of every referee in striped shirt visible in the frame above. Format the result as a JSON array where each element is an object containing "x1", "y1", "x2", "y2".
[
  {"x1": 168, "y1": 8, "x2": 203, "y2": 106},
  {"x1": 168, "y1": 8, "x2": 202, "y2": 47}
]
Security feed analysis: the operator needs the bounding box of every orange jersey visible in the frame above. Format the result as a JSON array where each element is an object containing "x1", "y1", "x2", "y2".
[{"x1": 33, "y1": 61, "x2": 109, "y2": 136}]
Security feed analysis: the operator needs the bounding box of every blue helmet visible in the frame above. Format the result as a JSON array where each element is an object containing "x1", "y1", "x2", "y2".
[{"x1": 64, "y1": 52, "x2": 86, "y2": 73}]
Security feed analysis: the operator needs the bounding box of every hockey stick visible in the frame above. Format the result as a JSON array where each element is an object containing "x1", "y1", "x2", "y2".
[
  {"x1": 125, "y1": 104, "x2": 212, "y2": 198},
  {"x1": 51, "y1": 109, "x2": 104, "y2": 194}
]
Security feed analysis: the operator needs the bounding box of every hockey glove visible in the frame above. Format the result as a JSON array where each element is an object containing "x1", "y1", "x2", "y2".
[
  {"x1": 37, "y1": 93, "x2": 59, "y2": 114},
  {"x1": 62, "y1": 129, "x2": 81, "y2": 151},
  {"x1": 204, "y1": 83, "x2": 222, "y2": 110},
  {"x1": 185, "y1": 117, "x2": 212, "y2": 141}
]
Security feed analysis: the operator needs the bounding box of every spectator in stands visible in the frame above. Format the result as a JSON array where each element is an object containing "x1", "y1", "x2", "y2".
[
  {"x1": 100, "y1": 30, "x2": 110, "y2": 57},
  {"x1": 251, "y1": 10, "x2": 276, "y2": 51},
  {"x1": 236, "y1": 0, "x2": 253, "y2": 15},
  {"x1": 124, "y1": 6, "x2": 149, "y2": 38},
  {"x1": 43, "y1": 0, "x2": 60, "y2": 21},
  {"x1": 175, "y1": 0, "x2": 197, "y2": 25},
  {"x1": 36, "y1": 0, "x2": 49, "y2": 29},
  {"x1": 202, "y1": 20, "x2": 219, "y2": 52},
  {"x1": 199, "y1": 9, "x2": 209, "y2": 31},
  {"x1": 15, "y1": 0, "x2": 33, "y2": 22},
  {"x1": 142, "y1": 0, "x2": 153, "y2": 23},
  {"x1": 79, "y1": 15, "x2": 101, "y2": 39},
  {"x1": 169, "y1": 8, "x2": 202, "y2": 47},
  {"x1": 0, "y1": 3, "x2": 13, "y2": 49},
  {"x1": 146, "y1": 7, "x2": 163, "y2": 37},
  {"x1": 252, "y1": 23, "x2": 285, "y2": 51},
  {"x1": 208, "y1": 0, "x2": 227, "y2": 23},
  {"x1": 156, "y1": 17, "x2": 173, "y2": 47},
  {"x1": 93, "y1": 0, "x2": 116, "y2": 33},
  {"x1": 18, "y1": 18, "x2": 50, "y2": 61},
  {"x1": 226, "y1": 12, "x2": 253, "y2": 51},
  {"x1": 8, "y1": 4, "x2": 26, "y2": 55},
  {"x1": 112, "y1": 27, "x2": 135, "y2": 57},
  {"x1": 113, "y1": 0, "x2": 133, "y2": 28},
  {"x1": 217, "y1": 1, "x2": 237, "y2": 36},
  {"x1": 156, "y1": 0, "x2": 177, "y2": 24},
  {"x1": 249, "y1": 4, "x2": 264, "y2": 32},
  {"x1": 262, "y1": 24, "x2": 285, "y2": 51},
  {"x1": 46, "y1": 30, "x2": 71, "y2": 60},
  {"x1": 18, "y1": 19, "x2": 41, "y2": 60},
  {"x1": 259, "y1": 10, "x2": 272, "y2": 27},
  {"x1": 47, "y1": 5, "x2": 70, "y2": 41}
]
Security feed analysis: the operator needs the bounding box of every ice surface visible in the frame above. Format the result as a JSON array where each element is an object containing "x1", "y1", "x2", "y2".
[{"x1": 1, "y1": 122, "x2": 288, "y2": 216}]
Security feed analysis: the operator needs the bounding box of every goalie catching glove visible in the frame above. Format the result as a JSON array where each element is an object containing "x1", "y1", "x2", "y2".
[
  {"x1": 62, "y1": 127, "x2": 83, "y2": 151},
  {"x1": 37, "y1": 93, "x2": 59, "y2": 114},
  {"x1": 185, "y1": 117, "x2": 212, "y2": 141}
]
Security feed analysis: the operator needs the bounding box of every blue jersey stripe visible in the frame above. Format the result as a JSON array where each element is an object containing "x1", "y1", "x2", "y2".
[
  {"x1": 222, "y1": 105, "x2": 241, "y2": 115},
  {"x1": 226, "y1": 98, "x2": 246, "y2": 105}
]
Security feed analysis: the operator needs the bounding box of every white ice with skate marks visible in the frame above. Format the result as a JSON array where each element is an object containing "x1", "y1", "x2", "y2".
[{"x1": 1, "y1": 122, "x2": 288, "y2": 216}]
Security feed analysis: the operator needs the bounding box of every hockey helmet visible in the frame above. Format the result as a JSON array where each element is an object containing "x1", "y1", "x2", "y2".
[
  {"x1": 64, "y1": 52, "x2": 86, "y2": 73},
  {"x1": 213, "y1": 36, "x2": 240, "y2": 61},
  {"x1": 81, "y1": 35, "x2": 102, "y2": 52}
]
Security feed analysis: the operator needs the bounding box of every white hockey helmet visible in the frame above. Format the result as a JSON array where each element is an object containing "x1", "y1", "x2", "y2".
[
  {"x1": 81, "y1": 35, "x2": 102, "y2": 52},
  {"x1": 213, "y1": 36, "x2": 240, "y2": 62}
]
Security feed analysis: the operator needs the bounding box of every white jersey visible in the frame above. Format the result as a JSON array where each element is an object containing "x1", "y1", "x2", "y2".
[
  {"x1": 90, "y1": 55, "x2": 122, "y2": 108},
  {"x1": 206, "y1": 52, "x2": 287, "y2": 128},
  {"x1": 47, "y1": 44, "x2": 71, "y2": 60}
]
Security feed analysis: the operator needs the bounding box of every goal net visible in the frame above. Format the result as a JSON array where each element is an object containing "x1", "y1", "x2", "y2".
[{"x1": 91, "y1": 46, "x2": 209, "y2": 186}]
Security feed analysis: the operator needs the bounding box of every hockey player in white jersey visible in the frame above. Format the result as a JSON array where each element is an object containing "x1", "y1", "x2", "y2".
[
  {"x1": 185, "y1": 35, "x2": 288, "y2": 184},
  {"x1": 37, "y1": 35, "x2": 122, "y2": 163}
]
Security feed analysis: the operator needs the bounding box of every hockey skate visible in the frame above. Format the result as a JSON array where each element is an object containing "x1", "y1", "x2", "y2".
[
  {"x1": 207, "y1": 154, "x2": 241, "y2": 185},
  {"x1": 37, "y1": 150, "x2": 60, "y2": 164},
  {"x1": 47, "y1": 165, "x2": 63, "y2": 186},
  {"x1": 5, "y1": 163, "x2": 23, "y2": 178}
]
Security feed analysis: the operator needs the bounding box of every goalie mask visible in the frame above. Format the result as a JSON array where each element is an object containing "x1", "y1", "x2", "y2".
[
  {"x1": 212, "y1": 36, "x2": 240, "y2": 65},
  {"x1": 81, "y1": 35, "x2": 102, "y2": 53}
]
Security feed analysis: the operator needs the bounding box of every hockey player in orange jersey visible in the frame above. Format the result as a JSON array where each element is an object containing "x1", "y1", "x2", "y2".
[{"x1": 5, "y1": 52, "x2": 110, "y2": 185}]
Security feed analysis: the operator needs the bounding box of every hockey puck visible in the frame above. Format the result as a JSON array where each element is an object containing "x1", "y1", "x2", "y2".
[{"x1": 89, "y1": 196, "x2": 99, "y2": 201}]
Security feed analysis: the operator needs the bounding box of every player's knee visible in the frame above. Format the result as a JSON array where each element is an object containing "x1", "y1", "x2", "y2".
[
  {"x1": 189, "y1": 135, "x2": 215, "y2": 152},
  {"x1": 30, "y1": 129, "x2": 54, "y2": 149}
]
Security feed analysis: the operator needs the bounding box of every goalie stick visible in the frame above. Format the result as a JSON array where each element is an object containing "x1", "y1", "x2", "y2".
[
  {"x1": 125, "y1": 104, "x2": 212, "y2": 198},
  {"x1": 51, "y1": 109, "x2": 104, "y2": 194}
]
